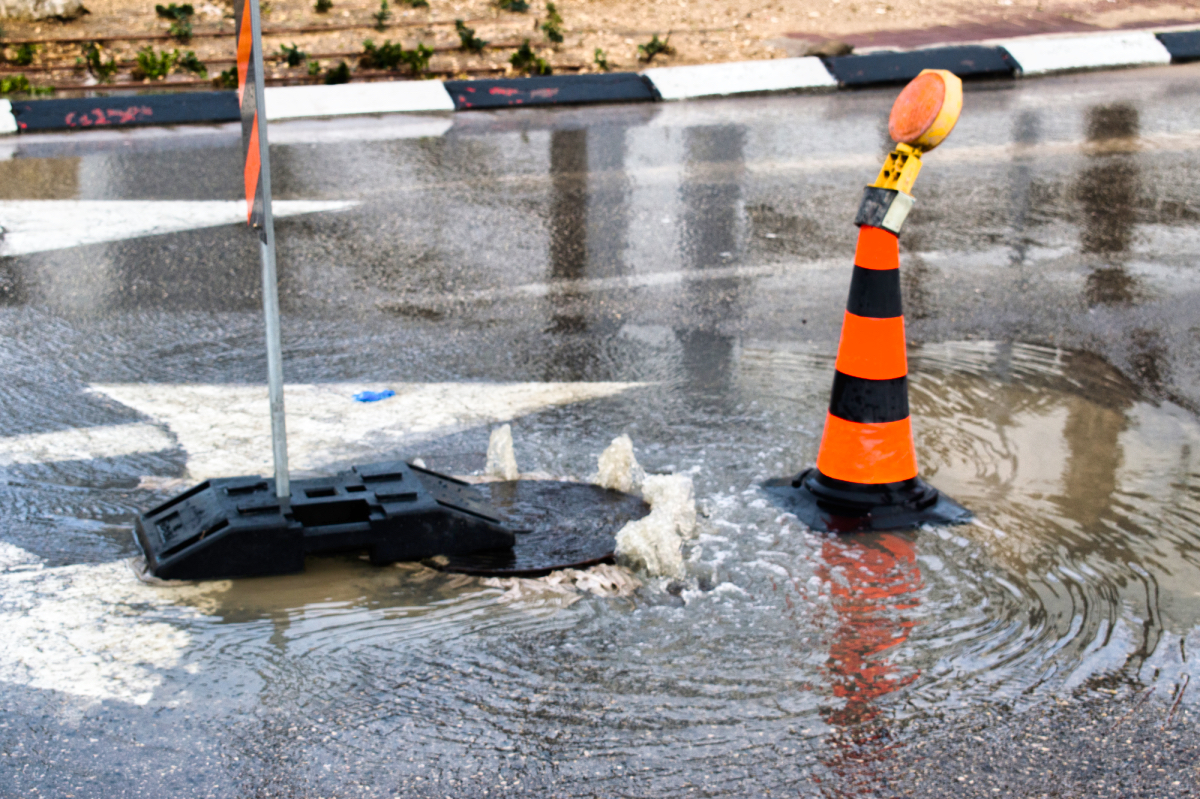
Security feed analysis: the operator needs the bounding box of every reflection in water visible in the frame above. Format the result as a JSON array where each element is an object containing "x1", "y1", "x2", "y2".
[
  {"x1": 677, "y1": 125, "x2": 745, "y2": 394},
  {"x1": 543, "y1": 126, "x2": 631, "y2": 379},
  {"x1": 0, "y1": 156, "x2": 80, "y2": 200},
  {"x1": 1059, "y1": 351, "x2": 1129, "y2": 532},
  {"x1": 1007, "y1": 110, "x2": 1040, "y2": 269},
  {"x1": 818, "y1": 534, "x2": 922, "y2": 796},
  {"x1": 1077, "y1": 104, "x2": 1140, "y2": 306}
]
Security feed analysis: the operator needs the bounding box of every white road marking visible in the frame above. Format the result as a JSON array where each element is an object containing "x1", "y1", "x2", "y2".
[
  {"x1": 0, "y1": 200, "x2": 358, "y2": 257},
  {"x1": 0, "y1": 545, "x2": 229, "y2": 706},
  {"x1": 0, "y1": 422, "x2": 175, "y2": 466},
  {"x1": 90, "y1": 381, "x2": 645, "y2": 479}
]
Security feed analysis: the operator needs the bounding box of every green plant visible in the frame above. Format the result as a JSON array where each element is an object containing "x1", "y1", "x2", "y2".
[
  {"x1": 360, "y1": 39, "x2": 431, "y2": 74},
  {"x1": 405, "y1": 0, "x2": 428, "y2": 7},
  {"x1": 0, "y1": 74, "x2": 54, "y2": 96},
  {"x1": 324, "y1": 60, "x2": 351, "y2": 84},
  {"x1": 540, "y1": 2, "x2": 563, "y2": 44},
  {"x1": 279, "y1": 42, "x2": 306, "y2": 67},
  {"x1": 80, "y1": 42, "x2": 119, "y2": 82},
  {"x1": 177, "y1": 50, "x2": 207, "y2": 76},
  {"x1": 637, "y1": 33, "x2": 673, "y2": 63},
  {"x1": 12, "y1": 43, "x2": 37, "y2": 67},
  {"x1": 133, "y1": 46, "x2": 178, "y2": 80},
  {"x1": 593, "y1": 47, "x2": 610, "y2": 71},
  {"x1": 156, "y1": 3, "x2": 195, "y2": 41},
  {"x1": 307, "y1": 60, "x2": 321, "y2": 76},
  {"x1": 455, "y1": 19, "x2": 487, "y2": 53},
  {"x1": 168, "y1": 18, "x2": 192, "y2": 40},
  {"x1": 401, "y1": 42, "x2": 432, "y2": 74},
  {"x1": 372, "y1": 0, "x2": 390, "y2": 31},
  {"x1": 155, "y1": 3, "x2": 194, "y2": 19},
  {"x1": 360, "y1": 38, "x2": 405, "y2": 69},
  {"x1": 314, "y1": 0, "x2": 332, "y2": 11},
  {"x1": 496, "y1": 0, "x2": 528, "y2": 11},
  {"x1": 509, "y1": 39, "x2": 550, "y2": 75},
  {"x1": 213, "y1": 66, "x2": 237, "y2": 88}
]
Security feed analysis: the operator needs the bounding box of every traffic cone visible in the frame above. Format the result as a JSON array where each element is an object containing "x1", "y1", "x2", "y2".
[{"x1": 764, "y1": 70, "x2": 972, "y2": 533}]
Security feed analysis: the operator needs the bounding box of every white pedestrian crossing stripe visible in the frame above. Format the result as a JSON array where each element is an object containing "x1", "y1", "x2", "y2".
[
  {"x1": 89, "y1": 381, "x2": 645, "y2": 479},
  {"x1": 0, "y1": 200, "x2": 357, "y2": 257}
]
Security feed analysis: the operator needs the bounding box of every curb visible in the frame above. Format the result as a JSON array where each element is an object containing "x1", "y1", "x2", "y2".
[{"x1": 2, "y1": 25, "x2": 1198, "y2": 135}]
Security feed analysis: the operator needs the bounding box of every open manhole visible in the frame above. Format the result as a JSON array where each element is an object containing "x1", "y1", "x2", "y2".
[{"x1": 431, "y1": 480, "x2": 650, "y2": 577}]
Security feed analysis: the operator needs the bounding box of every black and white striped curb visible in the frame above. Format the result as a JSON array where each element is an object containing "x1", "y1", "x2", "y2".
[{"x1": 2, "y1": 26, "x2": 1198, "y2": 135}]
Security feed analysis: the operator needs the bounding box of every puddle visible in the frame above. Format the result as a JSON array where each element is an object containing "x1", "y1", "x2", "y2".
[{"x1": 2, "y1": 339, "x2": 1199, "y2": 789}]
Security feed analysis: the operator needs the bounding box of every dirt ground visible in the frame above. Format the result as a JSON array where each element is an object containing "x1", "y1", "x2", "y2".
[{"x1": 1, "y1": 0, "x2": 1198, "y2": 91}]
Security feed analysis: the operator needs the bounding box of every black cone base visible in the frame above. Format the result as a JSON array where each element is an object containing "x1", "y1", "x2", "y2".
[
  {"x1": 762, "y1": 467, "x2": 972, "y2": 533},
  {"x1": 431, "y1": 480, "x2": 650, "y2": 577}
]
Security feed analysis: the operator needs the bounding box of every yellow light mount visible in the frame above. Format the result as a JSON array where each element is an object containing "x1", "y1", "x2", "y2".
[{"x1": 856, "y1": 69, "x2": 964, "y2": 234}]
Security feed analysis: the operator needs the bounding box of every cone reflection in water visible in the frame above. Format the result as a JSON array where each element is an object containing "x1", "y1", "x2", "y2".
[
  {"x1": 762, "y1": 69, "x2": 971, "y2": 533},
  {"x1": 817, "y1": 534, "x2": 922, "y2": 789}
]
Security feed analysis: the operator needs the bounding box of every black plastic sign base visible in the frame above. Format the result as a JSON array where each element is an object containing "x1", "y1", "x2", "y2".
[
  {"x1": 432, "y1": 480, "x2": 650, "y2": 577},
  {"x1": 762, "y1": 468, "x2": 972, "y2": 533},
  {"x1": 135, "y1": 461, "x2": 515, "y2": 580}
]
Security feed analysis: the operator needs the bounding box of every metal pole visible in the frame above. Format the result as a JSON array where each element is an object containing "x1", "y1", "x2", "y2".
[{"x1": 249, "y1": 0, "x2": 289, "y2": 500}]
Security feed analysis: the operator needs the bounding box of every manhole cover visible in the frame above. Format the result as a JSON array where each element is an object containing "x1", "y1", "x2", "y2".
[{"x1": 432, "y1": 480, "x2": 650, "y2": 577}]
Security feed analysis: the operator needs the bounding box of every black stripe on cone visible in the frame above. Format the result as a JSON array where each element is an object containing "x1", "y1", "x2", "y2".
[
  {"x1": 846, "y1": 266, "x2": 903, "y2": 318},
  {"x1": 829, "y1": 372, "x2": 909, "y2": 423}
]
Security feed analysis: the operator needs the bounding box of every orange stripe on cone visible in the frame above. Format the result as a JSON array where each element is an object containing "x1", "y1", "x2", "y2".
[
  {"x1": 244, "y1": 112, "x2": 260, "y2": 223},
  {"x1": 854, "y1": 226, "x2": 899, "y2": 270},
  {"x1": 816, "y1": 413, "x2": 918, "y2": 484},
  {"x1": 834, "y1": 312, "x2": 907, "y2": 380}
]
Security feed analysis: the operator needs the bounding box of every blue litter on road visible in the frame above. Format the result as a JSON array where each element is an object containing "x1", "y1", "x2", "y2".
[{"x1": 353, "y1": 389, "x2": 396, "y2": 403}]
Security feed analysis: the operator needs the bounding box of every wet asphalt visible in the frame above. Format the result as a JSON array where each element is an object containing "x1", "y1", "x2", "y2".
[{"x1": 2, "y1": 63, "x2": 1200, "y2": 796}]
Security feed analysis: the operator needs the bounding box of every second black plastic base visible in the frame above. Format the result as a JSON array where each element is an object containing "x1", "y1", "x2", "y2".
[{"x1": 761, "y1": 468, "x2": 972, "y2": 533}]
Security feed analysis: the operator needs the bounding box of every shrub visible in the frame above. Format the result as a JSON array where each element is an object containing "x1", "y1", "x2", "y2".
[
  {"x1": 593, "y1": 47, "x2": 610, "y2": 72},
  {"x1": 540, "y1": 2, "x2": 563, "y2": 44},
  {"x1": 360, "y1": 38, "x2": 405, "y2": 70},
  {"x1": 324, "y1": 60, "x2": 351, "y2": 84},
  {"x1": 177, "y1": 50, "x2": 207, "y2": 77},
  {"x1": 133, "y1": 46, "x2": 178, "y2": 80},
  {"x1": 155, "y1": 3, "x2": 195, "y2": 41},
  {"x1": 279, "y1": 43, "x2": 306, "y2": 67},
  {"x1": 455, "y1": 19, "x2": 487, "y2": 53},
  {"x1": 0, "y1": 74, "x2": 53, "y2": 96},
  {"x1": 637, "y1": 34, "x2": 673, "y2": 62},
  {"x1": 314, "y1": 0, "x2": 333, "y2": 11},
  {"x1": 213, "y1": 66, "x2": 237, "y2": 89},
  {"x1": 80, "y1": 42, "x2": 119, "y2": 83},
  {"x1": 12, "y1": 43, "x2": 37, "y2": 67},
  {"x1": 510, "y1": 39, "x2": 550, "y2": 75},
  {"x1": 360, "y1": 39, "x2": 431, "y2": 75},
  {"x1": 496, "y1": 0, "x2": 528, "y2": 11},
  {"x1": 372, "y1": 0, "x2": 390, "y2": 31}
]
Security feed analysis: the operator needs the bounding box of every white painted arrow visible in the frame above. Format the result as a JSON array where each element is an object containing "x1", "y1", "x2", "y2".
[{"x1": 0, "y1": 200, "x2": 358, "y2": 257}]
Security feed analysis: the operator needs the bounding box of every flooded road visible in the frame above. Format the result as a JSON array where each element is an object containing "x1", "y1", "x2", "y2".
[{"x1": 3, "y1": 64, "x2": 1200, "y2": 796}]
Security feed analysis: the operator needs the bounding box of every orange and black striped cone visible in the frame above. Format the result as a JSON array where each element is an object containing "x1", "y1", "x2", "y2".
[{"x1": 764, "y1": 69, "x2": 972, "y2": 533}]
